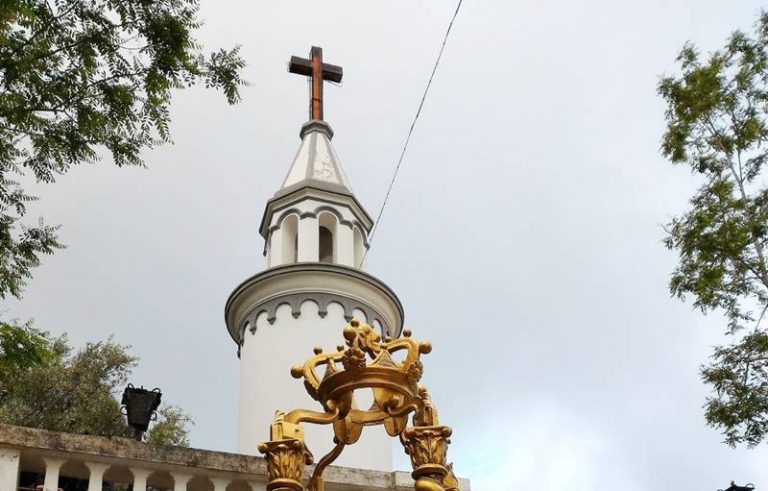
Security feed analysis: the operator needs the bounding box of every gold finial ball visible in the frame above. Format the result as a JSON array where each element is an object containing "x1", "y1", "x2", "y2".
[
  {"x1": 350, "y1": 318, "x2": 360, "y2": 327},
  {"x1": 403, "y1": 329, "x2": 412, "y2": 338},
  {"x1": 419, "y1": 341, "x2": 432, "y2": 354},
  {"x1": 290, "y1": 366, "x2": 304, "y2": 378},
  {"x1": 383, "y1": 336, "x2": 392, "y2": 343},
  {"x1": 343, "y1": 325, "x2": 357, "y2": 341},
  {"x1": 313, "y1": 346, "x2": 323, "y2": 355},
  {"x1": 337, "y1": 345, "x2": 345, "y2": 352}
]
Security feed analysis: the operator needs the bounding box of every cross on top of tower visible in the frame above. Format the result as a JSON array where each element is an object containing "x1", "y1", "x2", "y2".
[{"x1": 288, "y1": 46, "x2": 343, "y2": 121}]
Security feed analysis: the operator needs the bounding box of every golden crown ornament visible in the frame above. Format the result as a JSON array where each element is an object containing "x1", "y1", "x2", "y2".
[{"x1": 257, "y1": 320, "x2": 460, "y2": 491}]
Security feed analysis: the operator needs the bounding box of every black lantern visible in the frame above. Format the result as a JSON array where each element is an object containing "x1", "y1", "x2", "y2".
[
  {"x1": 721, "y1": 482, "x2": 755, "y2": 491},
  {"x1": 121, "y1": 384, "x2": 162, "y2": 441}
]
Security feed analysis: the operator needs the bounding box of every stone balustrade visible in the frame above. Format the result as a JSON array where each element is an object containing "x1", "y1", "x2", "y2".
[{"x1": 0, "y1": 424, "x2": 472, "y2": 491}]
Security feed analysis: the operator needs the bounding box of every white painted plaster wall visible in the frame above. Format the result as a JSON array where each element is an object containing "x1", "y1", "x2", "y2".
[{"x1": 237, "y1": 300, "x2": 393, "y2": 471}]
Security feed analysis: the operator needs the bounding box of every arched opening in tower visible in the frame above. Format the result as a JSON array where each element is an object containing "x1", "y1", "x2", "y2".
[
  {"x1": 318, "y1": 212, "x2": 338, "y2": 264},
  {"x1": 319, "y1": 226, "x2": 334, "y2": 263}
]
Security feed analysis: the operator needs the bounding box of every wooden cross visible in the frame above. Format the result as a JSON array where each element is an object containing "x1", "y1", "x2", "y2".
[{"x1": 289, "y1": 46, "x2": 343, "y2": 121}]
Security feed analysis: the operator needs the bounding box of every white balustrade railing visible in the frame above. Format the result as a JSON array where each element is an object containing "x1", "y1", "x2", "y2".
[
  {"x1": 0, "y1": 423, "x2": 467, "y2": 491},
  {"x1": 4, "y1": 447, "x2": 265, "y2": 491}
]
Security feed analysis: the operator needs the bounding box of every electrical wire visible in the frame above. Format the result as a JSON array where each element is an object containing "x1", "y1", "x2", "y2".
[{"x1": 360, "y1": 0, "x2": 464, "y2": 266}]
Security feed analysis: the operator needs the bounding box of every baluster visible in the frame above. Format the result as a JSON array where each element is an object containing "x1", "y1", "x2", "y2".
[
  {"x1": 129, "y1": 467, "x2": 151, "y2": 491},
  {"x1": 85, "y1": 462, "x2": 109, "y2": 491},
  {"x1": 42, "y1": 458, "x2": 65, "y2": 491},
  {"x1": 171, "y1": 472, "x2": 193, "y2": 491},
  {"x1": 211, "y1": 477, "x2": 232, "y2": 491}
]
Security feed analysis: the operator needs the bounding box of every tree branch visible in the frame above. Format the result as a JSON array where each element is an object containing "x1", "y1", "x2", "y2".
[{"x1": 5, "y1": 2, "x2": 80, "y2": 59}]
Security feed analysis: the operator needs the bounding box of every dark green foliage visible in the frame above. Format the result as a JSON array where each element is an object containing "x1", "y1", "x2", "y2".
[
  {"x1": 660, "y1": 11, "x2": 768, "y2": 446},
  {"x1": 0, "y1": 327, "x2": 192, "y2": 445},
  {"x1": 0, "y1": 0, "x2": 245, "y2": 298}
]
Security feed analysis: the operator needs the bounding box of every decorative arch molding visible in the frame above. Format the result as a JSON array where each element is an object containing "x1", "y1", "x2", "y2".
[
  {"x1": 300, "y1": 211, "x2": 317, "y2": 220},
  {"x1": 226, "y1": 263, "x2": 404, "y2": 356},
  {"x1": 269, "y1": 205, "x2": 366, "y2": 242},
  {"x1": 275, "y1": 208, "x2": 303, "y2": 228},
  {"x1": 314, "y1": 205, "x2": 346, "y2": 225},
  {"x1": 265, "y1": 205, "x2": 371, "y2": 262},
  {"x1": 261, "y1": 191, "x2": 372, "y2": 244},
  {"x1": 241, "y1": 293, "x2": 390, "y2": 336}
]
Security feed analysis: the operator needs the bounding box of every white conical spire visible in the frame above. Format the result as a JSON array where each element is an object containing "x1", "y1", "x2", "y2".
[
  {"x1": 258, "y1": 119, "x2": 373, "y2": 269},
  {"x1": 276, "y1": 120, "x2": 353, "y2": 199}
]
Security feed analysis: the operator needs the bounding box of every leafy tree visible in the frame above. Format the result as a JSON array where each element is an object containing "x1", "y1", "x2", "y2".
[
  {"x1": 147, "y1": 405, "x2": 192, "y2": 446},
  {"x1": 659, "y1": 11, "x2": 768, "y2": 446},
  {"x1": 0, "y1": 331, "x2": 192, "y2": 445},
  {"x1": 0, "y1": 0, "x2": 245, "y2": 299}
]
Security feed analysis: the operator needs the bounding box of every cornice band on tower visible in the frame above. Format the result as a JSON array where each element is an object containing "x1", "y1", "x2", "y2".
[{"x1": 225, "y1": 262, "x2": 404, "y2": 345}]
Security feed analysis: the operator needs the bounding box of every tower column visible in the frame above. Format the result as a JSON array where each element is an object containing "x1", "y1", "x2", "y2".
[
  {"x1": 298, "y1": 215, "x2": 319, "y2": 262},
  {"x1": 336, "y1": 223, "x2": 354, "y2": 267},
  {"x1": 268, "y1": 226, "x2": 283, "y2": 267}
]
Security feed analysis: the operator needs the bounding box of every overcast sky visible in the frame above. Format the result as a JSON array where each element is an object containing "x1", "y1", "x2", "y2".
[{"x1": 6, "y1": 0, "x2": 768, "y2": 489}]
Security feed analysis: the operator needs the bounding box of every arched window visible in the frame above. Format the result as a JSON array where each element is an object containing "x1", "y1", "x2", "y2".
[
  {"x1": 281, "y1": 214, "x2": 299, "y2": 264},
  {"x1": 318, "y1": 212, "x2": 337, "y2": 263},
  {"x1": 319, "y1": 226, "x2": 333, "y2": 263}
]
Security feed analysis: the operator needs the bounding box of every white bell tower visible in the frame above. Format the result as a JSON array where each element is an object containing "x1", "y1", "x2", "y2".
[{"x1": 225, "y1": 47, "x2": 404, "y2": 471}]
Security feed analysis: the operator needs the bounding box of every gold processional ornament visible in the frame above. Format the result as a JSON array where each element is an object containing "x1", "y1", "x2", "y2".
[{"x1": 257, "y1": 319, "x2": 460, "y2": 491}]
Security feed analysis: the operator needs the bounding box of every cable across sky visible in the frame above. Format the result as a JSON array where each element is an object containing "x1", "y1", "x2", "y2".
[{"x1": 361, "y1": 0, "x2": 465, "y2": 266}]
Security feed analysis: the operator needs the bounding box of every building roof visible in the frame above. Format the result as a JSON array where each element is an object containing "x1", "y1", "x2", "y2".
[{"x1": 274, "y1": 120, "x2": 353, "y2": 200}]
